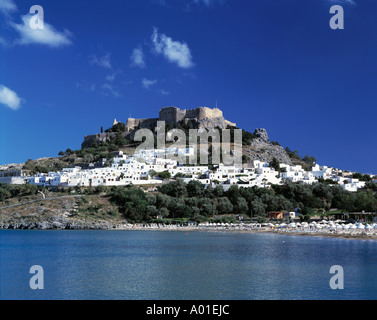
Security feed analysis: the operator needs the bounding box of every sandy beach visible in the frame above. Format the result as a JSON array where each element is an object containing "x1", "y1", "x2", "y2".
[
  {"x1": 110, "y1": 221, "x2": 377, "y2": 241},
  {"x1": 2, "y1": 216, "x2": 376, "y2": 241}
]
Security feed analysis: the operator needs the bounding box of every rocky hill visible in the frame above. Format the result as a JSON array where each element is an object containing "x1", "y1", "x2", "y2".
[
  {"x1": 243, "y1": 128, "x2": 292, "y2": 165},
  {"x1": 81, "y1": 106, "x2": 293, "y2": 166}
]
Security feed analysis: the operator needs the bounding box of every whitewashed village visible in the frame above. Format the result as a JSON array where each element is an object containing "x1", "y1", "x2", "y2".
[
  {"x1": 1, "y1": 106, "x2": 375, "y2": 192},
  {"x1": 0, "y1": 146, "x2": 373, "y2": 192},
  {"x1": 0, "y1": 107, "x2": 377, "y2": 192}
]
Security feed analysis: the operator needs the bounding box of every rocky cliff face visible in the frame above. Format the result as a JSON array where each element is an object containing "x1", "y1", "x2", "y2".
[
  {"x1": 243, "y1": 128, "x2": 292, "y2": 165},
  {"x1": 82, "y1": 132, "x2": 117, "y2": 149},
  {"x1": 0, "y1": 163, "x2": 24, "y2": 171},
  {"x1": 197, "y1": 116, "x2": 235, "y2": 130}
]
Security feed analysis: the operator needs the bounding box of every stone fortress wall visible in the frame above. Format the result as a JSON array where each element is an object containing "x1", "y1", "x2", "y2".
[
  {"x1": 158, "y1": 106, "x2": 224, "y2": 124},
  {"x1": 126, "y1": 106, "x2": 232, "y2": 131},
  {"x1": 125, "y1": 118, "x2": 159, "y2": 131},
  {"x1": 82, "y1": 106, "x2": 236, "y2": 148}
]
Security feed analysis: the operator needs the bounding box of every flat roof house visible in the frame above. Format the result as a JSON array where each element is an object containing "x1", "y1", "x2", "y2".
[{"x1": 267, "y1": 212, "x2": 284, "y2": 219}]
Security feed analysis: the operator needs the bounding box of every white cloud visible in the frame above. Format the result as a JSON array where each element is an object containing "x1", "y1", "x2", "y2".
[
  {"x1": 142, "y1": 78, "x2": 157, "y2": 90},
  {"x1": 130, "y1": 46, "x2": 146, "y2": 68},
  {"x1": 89, "y1": 53, "x2": 112, "y2": 69},
  {"x1": 101, "y1": 83, "x2": 121, "y2": 98},
  {"x1": 0, "y1": 84, "x2": 22, "y2": 110},
  {"x1": 11, "y1": 15, "x2": 72, "y2": 48},
  {"x1": 151, "y1": 27, "x2": 194, "y2": 69},
  {"x1": 192, "y1": 0, "x2": 224, "y2": 7},
  {"x1": 0, "y1": 0, "x2": 17, "y2": 14},
  {"x1": 155, "y1": 0, "x2": 224, "y2": 9},
  {"x1": 158, "y1": 89, "x2": 170, "y2": 95},
  {"x1": 75, "y1": 81, "x2": 96, "y2": 93},
  {"x1": 106, "y1": 73, "x2": 116, "y2": 82},
  {"x1": 106, "y1": 69, "x2": 122, "y2": 82},
  {"x1": 0, "y1": 37, "x2": 8, "y2": 47}
]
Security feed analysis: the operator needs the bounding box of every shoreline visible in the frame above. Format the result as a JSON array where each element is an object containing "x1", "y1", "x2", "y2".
[
  {"x1": 113, "y1": 225, "x2": 377, "y2": 241},
  {"x1": 2, "y1": 221, "x2": 377, "y2": 241}
]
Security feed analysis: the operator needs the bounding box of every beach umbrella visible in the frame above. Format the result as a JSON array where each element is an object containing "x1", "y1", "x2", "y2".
[{"x1": 357, "y1": 224, "x2": 365, "y2": 229}]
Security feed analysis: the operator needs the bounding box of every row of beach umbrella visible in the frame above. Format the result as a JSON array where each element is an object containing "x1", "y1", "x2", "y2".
[
  {"x1": 198, "y1": 221, "x2": 377, "y2": 231},
  {"x1": 273, "y1": 221, "x2": 377, "y2": 231}
]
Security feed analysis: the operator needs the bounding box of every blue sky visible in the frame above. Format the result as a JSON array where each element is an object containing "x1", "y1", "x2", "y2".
[{"x1": 0, "y1": 0, "x2": 376, "y2": 174}]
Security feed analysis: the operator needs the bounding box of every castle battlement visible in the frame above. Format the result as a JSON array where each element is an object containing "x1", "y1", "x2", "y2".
[{"x1": 122, "y1": 106, "x2": 234, "y2": 131}]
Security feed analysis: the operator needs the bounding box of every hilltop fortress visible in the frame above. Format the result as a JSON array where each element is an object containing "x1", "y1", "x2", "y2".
[
  {"x1": 82, "y1": 106, "x2": 237, "y2": 148},
  {"x1": 124, "y1": 106, "x2": 237, "y2": 132},
  {"x1": 81, "y1": 106, "x2": 293, "y2": 166}
]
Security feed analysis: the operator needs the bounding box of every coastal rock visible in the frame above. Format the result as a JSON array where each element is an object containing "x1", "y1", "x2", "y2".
[
  {"x1": 0, "y1": 216, "x2": 117, "y2": 230},
  {"x1": 242, "y1": 128, "x2": 292, "y2": 165},
  {"x1": 254, "y1": 128, "x2": 269, "y2": 143}
]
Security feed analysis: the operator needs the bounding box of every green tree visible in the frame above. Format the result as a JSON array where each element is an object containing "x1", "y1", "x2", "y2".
[
  {"x1": 235, "y1": 197, "x2": 249, "y2": 214},
  {"x1": 0, "y1": 188, "x2": 11, "y2": 201},
  {"x1": 146, "y1": 205, "x2": 159, "y2": 219},
  {"x1": 352, "y1": 172, "x2": 372, "y2": 182},
  {"x1": 110, "y1": 186, "x2": 149, "y2": 222},
  {"x1": 285, "y1": 147, "x2": 300, "y2": 160},
  {"x1": 250, "y1": 198, "x2": 267, "y2": 217},
  {"x1": 160, "y1": 207, "x2": 169, "y2": 218},
  {"x1": 149, "y1": 170, "x2": 157, "y2": 178},
  {"x1": 156, "y1": 194, "x2": 171, "y2": 209},
  {"x1": 198, "y1": 198, "x2": 217, "y2": 217},
  {"x1": 217, "y1": 197, "x2": 234, "y2": 215},
  {"x1": 158, "y1": 178, "x2": 187, "y2": 197},
  {"x1": 187, "y1": 180, "x2": 205, "y2": 197},
  {"x1": 83, "y1": 153, "x2": 94, "y2": 164},
  {"x1": 269, "y1": 157, "x2": 280, "y2": 172},
  {"x1": 157, "y1": 171, "x2": 171, "y2": 180},
  {"x1": 302, "y1": 155, "x2": 317, "y2": 165}
]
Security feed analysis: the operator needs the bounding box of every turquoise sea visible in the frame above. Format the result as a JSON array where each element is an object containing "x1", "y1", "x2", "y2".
[{"x1": 1, "y1": 230, "x2": 376, "y2": 300}]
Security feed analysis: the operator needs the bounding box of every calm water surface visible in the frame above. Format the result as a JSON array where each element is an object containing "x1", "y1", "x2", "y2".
[{"x1": 1, "y1": 230, "x2": 377, "y2": 300}]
